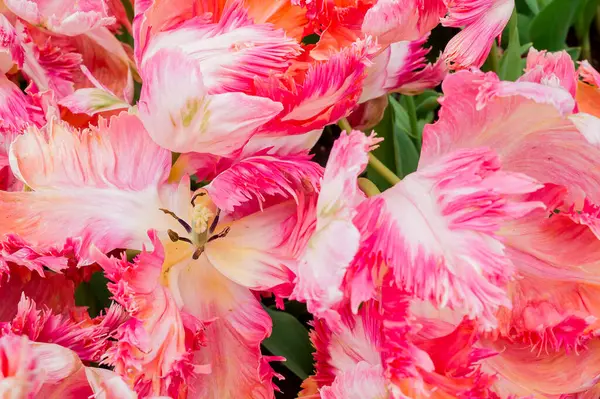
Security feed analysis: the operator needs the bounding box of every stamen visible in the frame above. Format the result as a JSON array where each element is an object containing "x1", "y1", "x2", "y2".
[
  {"x1": 207, "y1": 226, "x2": 230, "y2": 243},
  {"x1": 192, "y1": 246, "x2": 204, "y2": 260},
  {"x1": 208, "y1": 209, "x2": 221, "y2": 234},
  {"x1": 159, "y1": 208, "x2": 192, "y2": 233},
  {"x1": 190, "y1": 191, "x2": 207, "y2": 207},
  {"x1": 167, "y1": 229, "x2": 193, "y2": 244}
]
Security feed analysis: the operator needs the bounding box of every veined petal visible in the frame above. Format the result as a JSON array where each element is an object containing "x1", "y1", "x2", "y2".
[
  {"x1": 170, "y1": 251, "x2": 278, "y2": 398},
  {"x1": 256, "y1": 38, "x2": 376, "y2": 136},
  {"x1": 92, "y1": 232, "x2": 206, "y2": 398},
  {"x1": 421, "y1": 70, "x2": 600, "y2": 204},
  {"x1": 320, "y1": 362, "x2": 388, "y2": 399},
  {"x1": 4, "y1": 0, "x2": 116, "y2": 36},
  {"x1": 362, "y1": 0, "x2": 446, "y2": 44},
  {"x1": 292, "y1": 130, "x2": 380, "y2": 321},
  {"x1": 143, "y1": 2, "x2": 302, "y2": 94},
  {"x1": 520, "y1": 48, "x2": 577, "y2": 99},
  {"x1": 1, "y1": 113, "x2": 182, "y2": 260},
  {"x1": 59, "y1": 88, "x2": 129, "y2": 116},
  {"x1": 355, "y1": 148, "x2": 542, "y2": 328},
  {"x1": 205, "y1": 201, "x2": 300, "y2": 290},
  {"x1": 138, "y1": 48, "x2": 282, "y2": 156},
  {"x1": 442, "y1": 0, "x2": 514, "y2": 69},
  {"x1": 206, "y1": 154, "x2": 323, "y2": 214}
]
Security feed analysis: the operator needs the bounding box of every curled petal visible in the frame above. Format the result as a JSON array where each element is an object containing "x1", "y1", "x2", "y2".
[
  {"x1": 520, "y1": 48, "x2": 577, "y2": 99},
  {"x1": 206, "y1": 154, "x2": 323, "y2": 214},
  {"x1": 138, "y1": 48, "x2": 282, "y2": 156},
  {"x1": 256, "y1": 38, "x2": 376, "y2": 136},
  {"x1": 442, "y1": 0, "x2": 514, "y2": 69},
  {"x1": 293, "y1": 130, "x2": 380, "y2": 322},
  {"x1": 362, "y1": 0, "x2": 446, "y2": 44}
]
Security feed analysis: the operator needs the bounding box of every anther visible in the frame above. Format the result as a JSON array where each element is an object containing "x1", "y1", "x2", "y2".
[
  {"x1": 192, "y1": 246, "x2": 204, "y2": 260},
  {"x1": 159, "y1": 208, "x2": 192, "y2": 233},
  {"x1": 167, "y1": 229, "x2": 193, "y2": 244},
  {"x1": 208, "y1": 209, "x2": 221, "y2": 235},
  {"x1": 207, "y1": 226, "x2": 230, "y2": 243}
]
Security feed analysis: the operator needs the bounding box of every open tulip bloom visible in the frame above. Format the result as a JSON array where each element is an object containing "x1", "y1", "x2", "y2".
[{"x1": 2, "y1": 0, "x2": 600, "y2": 398}]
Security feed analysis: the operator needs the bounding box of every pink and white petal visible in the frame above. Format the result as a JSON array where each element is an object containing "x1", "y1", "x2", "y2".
[
  {"x1": 362, "y1": 0, "x2": 446, "y2": 44},
  {"x1": 0, "y1": 14, "x2": 23, "y2": 73},
  {"x1": 240, "y1": 129, "x2": 322, "y2": 157},
  {"x1": 144, "y1": 3, "x2": 301, "y2": 94},
  {"x1": 356, "y1": 148, "x2": 543, "y2": 328},
  {"x1": 421, "y1": 70, "x2": 600, "y2": 204},
  {"x1": 442, "y1": 0, "x2": 514, "y2": 69},
  {"x1": 138, "y1": 48, "x2": 282, "y2": 156},
  {"x1": 320, "y1": 362, "x2": 388, "y2": 399},
  {"x1": 569, "y1": 113, "x2": 600, "y2": 146},
  {"x1": 170, "y1": 252, "x2": 277, "y2": 398},
  {"x1": 206, "y1": 154, "x2": 323, "y2": 214},
  {"x1": 256, "y1": 38, "x2": 376, "y2": 136},
  {"x1": 5, "y1": 0, "x2": 115, "y2": 36},
  {"x1": 292, "y1": 131, "x2": 379, "y2": 320},
  {"x1": 59, "y1": 88, "x2": 129, "y2": 116},
  {"x1": 1, "y1": 113, "x2": 182, "y2": 259},
  {"x1": 92, "y1": 233, "x2": 204, "y2": 397},
  {"x1": 579, "y1": 60, "x2": 600, "y2": 87},
  {"x1": 347, "y1": 96, "x2": 389, "y2": 130},
  {"x1": 205, "y1": 201, "x2": 300, "y2": 290},
  {"x1": 520, "y1": 48, "x2": 577, "y2": 99},
  {"x1": 0, "y1": 334, "x2": 44, "y2": 396},
  {"x1": 84, "y1": 368, "x2": 137, "y2": 399}
]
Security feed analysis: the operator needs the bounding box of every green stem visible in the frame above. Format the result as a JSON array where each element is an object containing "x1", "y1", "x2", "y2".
[
  {"x1": 490, "y1": 40, "x2": 500, "y2": 74},
  {"x1": 338, "y1": 117, "x2": 352, "y2": 133},
  {"x1": 582, "y1": 32, "x2": 592, "y2": 61},
  {"x1": 368, "y1": 153, "x2": 401, "y2": 186},
  {"x1": 404, "y1": 96, "x2": 419, "y2": 139},
  {"x1": 358, "y1": 178, "x2": 381, "y2": 197}
]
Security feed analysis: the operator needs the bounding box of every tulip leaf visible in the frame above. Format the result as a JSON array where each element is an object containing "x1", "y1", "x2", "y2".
[
  {"x1": 529, "y1": 0, "x2": 586, "y2": 51},
  {"x1": 389, "y1": 96, "x2": 420, "y2": 178},
  {"x1": 262, "y1": 308, "x2": 314, "y2": 380},
  {"x1": 367, "y1": 99, "x2": 396, "y2": 190},
  {"x1": 499, "y1": 10, "x2": 522, "y2": 81}
]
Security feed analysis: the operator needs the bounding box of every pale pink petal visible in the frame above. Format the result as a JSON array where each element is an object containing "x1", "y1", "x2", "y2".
[
  {"x1": 347, "y1": 95, "x2": 389, "y2": 130},
  {"x1": 256, "y1": 38, "x2": 376, "y2": 136},
  {"x1": 170, "y1": 251, "x2": 278, "y2": 398},
  {"x1": 240, "y1": 129, "x2": 323, "y2": 157},
  {"x1": 442, "y1": 0, "x2": 514, "y2": 69},
  {"x1": 421, "y1": 70, "x2": 600, "y2": 205},
  {"x1": 204, "y1": 201, "x2": 305, "y2": 294},
  {"x1": 84, "y1": 368, "x2": 137, "y2": 399},
  {"x1": 483, "y1": 337, "x2": 600, "y2": 397},
  {"x1": 0, "y1": 334, "x2": 44, "y2": 397},
  {"x1": 92, "y1": 232, "x2": 206, "y2": 398},
  {"x1": 579, "y1": 60, "x2": 600, "y2": 87},
  {"x1": 1, "y1": 113, "x2": 184, "y2": 260},
  {"x1": 0, "y1": 14, "x2": 23, "y2": 74},
  {"x1": 292, "y1": 130, "x2": 380, "y2": 322},
  {"x1": 143, "y1": 2, "x2": 301, "y2": 94},
  {"x1": 138, "y1": 48, "x2": 282, "y2": 156},
  {"x1": 206, "y1": 154, "x2": 323, "y2": 214},
  {"x1": 5, "y1": 0, "x2": 116, "y2": 35},
  {"x1": 362, "y1": 0, "x2": 446, "y2": 44},
  {"x1": 320, "y1": 362, "x2": 388, "y2": 399},
  {"x1": 520, "y1": 48, "x2": 577, "y2": 99},
  {"x1": 354, "y1": 148, "x2": 543, "y2": 328},
  {"x1": 569, "y1": 112, "x2": 600, "y2": 146}
]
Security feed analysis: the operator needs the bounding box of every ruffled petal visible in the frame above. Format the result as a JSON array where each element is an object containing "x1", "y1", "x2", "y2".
[
  {"x1": 354, "y1": 148, "x2": 542, "y2": 328},
  {"x1": 205, "y1": 154, "x2": 323, "y2": 214},
  {"x1": 292, "y1": 130, "x2": 380, "y2": 322},
  {"x1": 0, "y1": 113, "x2": 183, "y2": 260},
  {"x1": 320, "y1": 362, "x2": 388, "y2": 399},
  {"x1": 520, "y1": 48, "x2": 577, "y2": 99},
  {"x1": 4, "y1": 0, "x2": 116, "y2": 36},
  {"x1": 138, "y1": 48, "x2": 282, "y2": 156},
  {"x1": 361, "y1": 0, "x2": 446, "y2": 44},
  {"x1": 92, "y1": 232, "x2": 206, "y2": 398},
  {"x1": 170, "y1": 251, "x2": 278, "y2": 398},
  {"x1": 577, "y1": 60, "x2": 600, "y2": 118},
  {"x1": 0, "y1": 14, "x2": 24, "y2": 73},
  {"x1": 442, "y1": 0, "x2": 514, "y2": 69},
  {"x1": 255, "y1": 38, "x2": 375, "y2": 136}
]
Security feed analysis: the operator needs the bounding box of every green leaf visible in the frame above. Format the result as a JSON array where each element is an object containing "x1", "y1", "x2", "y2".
[
  {"x1": 524, "y1": 0, "x2": 540, "y2": 13},
  {"x1": 566, "y1": 46, "x2": 582, "y2": 60},
  {"x1": 517, "y1": 13, "x2": 532, "y2": 44},
  {"x1": 529, "y1": 0, "x2": 586, "y2": 51},
  {"x1": 389, "y1": 97, "x2": 420, "y2": 178},
  {"x1": 499, "y1": 10, "x2": 522, "y2": 81},
  {"x1": 575, "y1": 0, "x2": 600, "y2": 38},
  {"x1": 367, "y1": 100, "x2": 396, "y2": 190},
  {"x1": 262, "y1": 308, "x2": 314, "y2": 380},
  {"x1": 75, "y1": 272, "x2": 113, "y2": 318}
]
